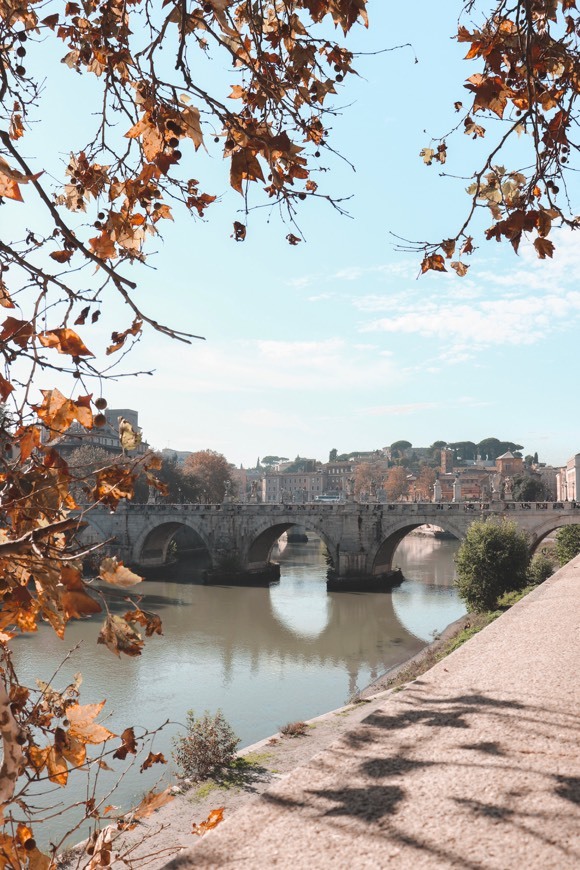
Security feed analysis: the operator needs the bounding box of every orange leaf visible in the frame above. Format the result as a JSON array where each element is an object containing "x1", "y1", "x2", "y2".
[
  {"x1": 420, "y1": 254, "x2": 447, "y2": 274},
  {"x1": 33, "y1": 389, "x2": 93, "y2": 434},
  {"x1": 140, "y1": 751, "x2": 167, "y2": 772},
  {"x1": 99, "y1": 557, "x2": 142, "y2": 588},
  {"x1": 89, "y1": 231, "x2": 117, "y2": 260},
  {"x1": 133, "y1": 787, "x2": 174, "y2": 820},
  {"x1": 0, "y1": 372, "x2": 14, "y2": 402},
  {"x1": 67, "y1": 701, "x2": 116, "y2": 745},
  {"x1": 62, "y1": 588, "x2": 102, "y2": 619},
  {"x1": 113, "y1": 727, "x2": 137, "y2": 761},
  {"x1": 38, "y1": 328, "x2": 94, "y2": 357},
  {"x1": 0, "y1": 280, "x2": 15, "y2": 308},
  {"x1": 47, "y1": 746, "x2": 69, "y2": 785},
  {"x1": 49, "y1": 250, "x2": 74, "y2": 264},
  {"x1": 124, "y1": 608, "x2": 163, "y2": 637},
  {"x1": 98, "y1": 614, "x2": 144, "y2": 657},
  {"x1": 192, "y1": 807, "x2": 225, "y2": 836},
  {"x1": 15, "y1": 425, "x2": 41, "y2": 461},
  {"x1": 0, "y1": 316, "x2": 34, "y2": 348},
  {"x1": 534, "y1": 237, "x2": 555, "y2": 259},
  {"x1": 106, "y1": 318, "x2": 143, "y2": 355},
  {"x1": 28, "y1": 745, "x2": 49, "y2": 774},
  {"x1": 230, "y1": 150, "x2": 264, "y2": 194}
]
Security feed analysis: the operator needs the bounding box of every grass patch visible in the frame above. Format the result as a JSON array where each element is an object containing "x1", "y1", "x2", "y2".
[
  {"x1": 239, "y1": 751, "x2": 274, "y2": 766},
  {"x1": 188, "y1": 780, "x2": 221, "y2": 802},
  {"x1": 443, "y1": 612, "x2": 500, "y2": 654}
]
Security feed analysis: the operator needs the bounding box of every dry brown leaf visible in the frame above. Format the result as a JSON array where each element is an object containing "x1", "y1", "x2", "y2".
[
  {"x1": 99, "y1": 556, "x2": 143, "y2": 588},
  {"x1": 192, "y1": 807, "x2": 225, "y2": 836},
  {"x1": 133, "y1": 787, "x2": 174, "y2": 820}
]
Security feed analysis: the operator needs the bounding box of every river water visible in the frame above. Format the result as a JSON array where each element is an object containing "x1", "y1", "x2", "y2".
[{"x1": 11, "y1": 532, "x2": 464, "y2": 845}]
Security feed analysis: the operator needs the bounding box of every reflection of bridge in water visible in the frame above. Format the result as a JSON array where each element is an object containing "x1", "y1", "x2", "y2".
[
  {"x1": 78, "y1": 500, "x2": 580, "y2": 584},
  {"x1": 141, "y1": 568, "x2": 426, "y2": 698}
]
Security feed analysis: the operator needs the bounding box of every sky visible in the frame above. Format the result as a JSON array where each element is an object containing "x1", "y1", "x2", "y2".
[{"x1": 6, "y1": 3, "x2": 579, "y2": 468}]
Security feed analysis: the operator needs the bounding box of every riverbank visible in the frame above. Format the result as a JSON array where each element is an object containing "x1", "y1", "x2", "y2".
[
  {"x1": 169, "y1": 554, "x2": 580, "y2": 869},
  {"x1": 87, "y1": 610, "x2": 480, "y2": 869}
]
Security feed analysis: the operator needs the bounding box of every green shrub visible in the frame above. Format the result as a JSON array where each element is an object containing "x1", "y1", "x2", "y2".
[
  {"x1": 527, "y1": 552, "x2": 555, "y2": 585},
  {"x1": 455, "y1": 518, "x2": 530, "y2": 612},
  {"x1": 172, "y1": 710, "x2": 239, "y2": 781},
  {"x1": 555, "y1": 525, "x2": 580, "y2": 566}
]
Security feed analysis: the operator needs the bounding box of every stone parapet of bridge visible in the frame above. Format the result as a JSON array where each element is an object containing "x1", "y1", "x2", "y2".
[{"x1": 75, "y1": 500, "x2": 580, "y2": 581}]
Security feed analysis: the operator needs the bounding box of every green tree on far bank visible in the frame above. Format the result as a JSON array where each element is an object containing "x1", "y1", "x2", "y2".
[
  {"x1": 455, "y1": 519, "x2": 530, "y2": 612},
  {"x1": 512, "y1": 475, "x2": 546, "y2": 502},
  {"x1": 555, "y1": 525, "x2": 580, "y2": 566}
]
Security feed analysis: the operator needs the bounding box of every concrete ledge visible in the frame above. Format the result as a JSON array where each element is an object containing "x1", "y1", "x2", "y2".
[{"x1": 165, "y1": 556, "x2": 580, "y2": 869}]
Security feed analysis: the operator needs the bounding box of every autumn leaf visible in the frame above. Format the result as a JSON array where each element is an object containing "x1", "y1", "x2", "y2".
[
  {"x1": 67, "y1": 701, "x2": 115, "y2": 744},
  {"x1": 98, "y1": 614, "x2": 144, "y2": 657},
  {"x1": 132, "y1": 787, "x2": 174, "y2": 820},
  {"x1": 230, "y1": 150, "x2": 265, "y2": 193},
  {"x1": 46, "y1": 746, "x2": 68, "y2": 785},
  {"x1": 0, "y1": 316, "x2": 34, "y2": 348},
  {"x1": 61, "y1": 565, "x2": 101, "y2": 619},
  {"x1": 113, "y1": 727, "x2": 137, "y2": 760},
  {"x1": 91, "y1": 465, "x2": 135, "y2": 506},
  {"x1": 420, "y1": 254, "x2": 447, "y2": 274},
  {"x1": 33, "y1": 389, "x2": 93, "y2": 434},
  {"x1": 232, "y1": 221, "x2": 246, "y2": 241},
  {"x1": 140, "y1": 751, "x2": 167, "y2": 772},
  {"x1": 89, "y1": 231, "x2": 117, "y2": 260},
  {"x1": 0, "y1": 372, "x2": 14, "y2": 402},
  {"x1": 38, "y1": 328, "x2": 94, "y2": 357},
  {"x1": 192, "y1": 807, "x2": 225, "y2": 836},
  {"x1": 534, "y1": 237, "x2": 555, "y2": 259},
  {"x1": 450, "y1": 261, "x2": 469, "y2": 276},
  {"x1": 0, "y1": 281, "x2": 13, "y2": 311},
  {"x1": 119, "y1": 417, "x2": 142, "y2": 451},
  {"x1": 0, "y1": 156, "x2": 43, "y2": 201},
  {"x1": 124, "y1": 608, "x2": 163, "y2": 637},
  {"x1": 49, "y1": 250, "x2": 74, "y2": 264},
  {"x1": 106, "y1": 318, "x2": 143, "y2": 355},
  {"x1": 181, "y1": 106, "x2": 204, "y2": 150},
  {"x1": 99, "y1": 556, "x2": 143, "y2": 588},
  {"x1": 441, "y1": 239, "x2": 456, "y2": 258}
]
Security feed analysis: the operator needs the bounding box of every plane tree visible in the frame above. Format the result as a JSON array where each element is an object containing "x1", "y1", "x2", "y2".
[{"x1": 2, "y1": 0, "x2": 580, "y2": 861}]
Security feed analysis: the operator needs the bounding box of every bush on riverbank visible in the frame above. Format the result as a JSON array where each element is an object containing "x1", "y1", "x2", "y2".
[
  {"x1": 527, "y1": 552, "x2": 555, "y2": 585},
  {"x1": 555, "y1": 525, "x2": 580, "y2": 566},
  {"x1": 173, "y1": 710, "x2": 239, "y2": 781},
  {"x1": 455, "y1": 518, "x2": 530, "y2": 612}
]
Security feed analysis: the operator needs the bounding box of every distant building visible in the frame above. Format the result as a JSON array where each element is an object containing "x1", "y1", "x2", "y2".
[
  {"x1": 161, "y1": 448, "x2": 192, "y2": 465},
  {"x1": 495, "y1": 451, "x2": 524, "y2": 477},
  {"x1": 261, "y1": 470, "x2": 324, "y2": 503},
  {"x1": 557, "y1": 454, "x2": 580, "y2": 501}
]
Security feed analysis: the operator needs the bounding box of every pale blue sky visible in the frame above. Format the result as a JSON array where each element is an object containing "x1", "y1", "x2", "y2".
[{"x1": 8, "y1": 3, "x2": 579, "y2": 467}]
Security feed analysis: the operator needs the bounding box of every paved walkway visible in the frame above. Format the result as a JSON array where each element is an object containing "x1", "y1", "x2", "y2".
[{"x1": 166, "y1": 556, "x2": 580, "y2": 869}]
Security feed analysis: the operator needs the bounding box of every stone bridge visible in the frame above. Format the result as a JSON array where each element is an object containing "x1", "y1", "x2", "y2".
[{"x1": 75, "y1": 499, "x2": 580, "y2": 584}]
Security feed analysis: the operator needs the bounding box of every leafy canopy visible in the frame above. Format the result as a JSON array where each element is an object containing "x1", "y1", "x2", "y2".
[
  {"x1": 455, "y1": 518, "x2": 530, "y2": 612},
  {"x1": 555, "y1": 525, "x2": 580, "y2": 566}
]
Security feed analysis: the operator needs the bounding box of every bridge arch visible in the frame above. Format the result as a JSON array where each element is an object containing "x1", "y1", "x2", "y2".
[
  {"x1": 369, "y1": 517, "x2": 465, "y2": 576},
  {"x1": 527, "y1": 514, "x2": 580, "y2": 553},
  {"x1": 245, "y1": 517, "x2": 338, "y2": 572},
  {"x1": 132, "y1": 519, "x2": 213, "y2": 567},
  {"x1": 75, "y1": 515, "x2": 109, "y2": 549}
]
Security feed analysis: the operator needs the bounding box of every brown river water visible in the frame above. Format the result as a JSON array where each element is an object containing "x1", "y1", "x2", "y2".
[{"x1": 11, "y1": 532, "x2": 465, "y2": 847}]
